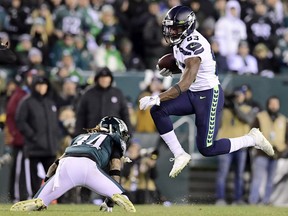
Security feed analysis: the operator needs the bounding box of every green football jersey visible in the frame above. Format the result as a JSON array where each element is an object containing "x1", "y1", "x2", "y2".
[{"x1": 65, "y1": 132, "x2": 123, "y2": 168}]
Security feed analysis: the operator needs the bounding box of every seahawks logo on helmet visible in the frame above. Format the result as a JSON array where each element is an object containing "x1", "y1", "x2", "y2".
[{"x1": 162, "y1": 5, "x2": 196, "y2": 45}]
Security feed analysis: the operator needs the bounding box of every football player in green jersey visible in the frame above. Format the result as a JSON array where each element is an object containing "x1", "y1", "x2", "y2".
[{"x1": 10, "y1": 116, "x2": 136, "y2": 213}]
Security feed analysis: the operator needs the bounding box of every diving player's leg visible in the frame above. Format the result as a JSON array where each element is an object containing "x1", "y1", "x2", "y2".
[
  {"x1": 86, "y1": 165, "x2": 124, "y2": 196},
  {"x1": 35, "y1": 158, "x2": 77, "y2": 206},
  {"x1": 10, "y1": 176, "x2": 61, "y2": 211},
  {"x1": 85, "y1": 166, "x2": 135, "y2": 212},
  {"x1": 11, "y1": 158, "x2": 78, "y2": 211},
  {"x1": 150, "y1": 92, "x2": 193, "y2": 178}
]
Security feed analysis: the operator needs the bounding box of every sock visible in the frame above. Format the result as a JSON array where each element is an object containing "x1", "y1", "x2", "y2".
[
  {"x1": 160, "y1": 131, "x2": 185, "y2": 157},
  {"x1": 229, "y1": 135, "x2": 254, "y2": 153}
]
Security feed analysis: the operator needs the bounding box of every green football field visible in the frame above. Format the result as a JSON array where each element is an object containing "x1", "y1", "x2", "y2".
[{"x1": 1, "y1": 204, "x2": 288, "y2": 216}]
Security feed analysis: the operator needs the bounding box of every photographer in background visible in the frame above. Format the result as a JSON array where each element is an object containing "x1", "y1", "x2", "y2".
[
  {"x1": 121, "y1": 139, "x2": 161, "y2": 204},
  {"x1": 215, "y1": 86, "x2": 258, "y2": 205},
  {"x1": 249, "y1": 96, "x2": 288, "y2": 205}
]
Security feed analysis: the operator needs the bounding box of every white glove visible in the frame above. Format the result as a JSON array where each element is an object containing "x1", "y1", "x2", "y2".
[
  {"x1": 139, "y1": 95, "x2": 160, "y2": 110},
  {"x1": 157, "y1": 65, "x2": 172, "y2": 77},
  {"x1": 99, "y1": 201, "x2": 113, "y2": 212}
]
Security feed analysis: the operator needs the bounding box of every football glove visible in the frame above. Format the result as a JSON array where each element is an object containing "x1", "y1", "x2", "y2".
[
  {"x1": 139, "y1": 95, "x2": 160, "y2": 110},
  {"x1": 100, "y1": 198, "x2": 114, "y2": 212},
  {"x1": 157, "y1": 65, "x2": 173, "y2": 77}
]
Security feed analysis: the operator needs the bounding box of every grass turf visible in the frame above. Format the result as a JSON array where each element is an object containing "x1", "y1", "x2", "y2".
[{"x1": 1, "y1": 203, "x2": 288, "y2": 216}]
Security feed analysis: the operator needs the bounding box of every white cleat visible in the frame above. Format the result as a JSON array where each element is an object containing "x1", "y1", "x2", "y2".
[
  {"x1": 112, "y1": 194, "x2": 136, "y2": 213},
  {"x1": 248, "y1": 128, "x2": 274, "y2": 156},
  {"x1": 169, "y1": 152, "x2": 192, "y2": 178},
  {"x1": 10, "y1": 198, "x2": 46, "y2": 211}
]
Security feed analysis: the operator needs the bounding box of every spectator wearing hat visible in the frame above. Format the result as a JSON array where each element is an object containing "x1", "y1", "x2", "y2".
[
  {"x1": 28, "y1": 47, "x2": 46, "y2": 75},
  {"x1": 49, "y1": 49, "x2": 84, "y2": 105},
  {"x1": 15, "y1": 34, "x2": 32, "y2": 66},
  {"x1": 15, "y1": 75, "x2": 61, "y2": 196},
  {"x1": 227, "y1": 40, "x2": 258, "y2": 75},
  {"x1": 75, "y1": 66, "x2": 133, "y2": 203},
  {"x1": 97, "y1": 4, "x2": 125, "y2": 49},
  {"x1": 30, "y1": 17, "x2": 50, "y2": 66},
  {"x1": 53, "y1": 76, "x2": 80, "y2": 110},
  {"x1": 49, "y1": 33, "x2": 77, "y2": 67}
]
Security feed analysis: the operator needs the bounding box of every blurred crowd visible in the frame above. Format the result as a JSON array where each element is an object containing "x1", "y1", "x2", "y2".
[
  {"x1": 0, "y1": 0, "x2": 288, "y2": 79},
  {"x1": 0, "y1": 0, "x2": 288, "y2": 206}
]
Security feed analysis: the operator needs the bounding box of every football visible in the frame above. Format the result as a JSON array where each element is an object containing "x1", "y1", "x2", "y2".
[{"x1": 157, "y1": 53, "x2": 181, "y2": 74}]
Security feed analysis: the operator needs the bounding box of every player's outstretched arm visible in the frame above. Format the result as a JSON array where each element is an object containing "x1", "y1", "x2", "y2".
[
  {"x1": 139, "y1": 57, "x2": 201, "y2": 110},
  {"x1": 159, "y1": 56, "x2": 201, "y2": 102}
]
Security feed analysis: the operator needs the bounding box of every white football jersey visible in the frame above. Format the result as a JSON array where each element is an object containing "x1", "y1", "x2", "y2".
[{"x1": 173, "y1": 30, "x2": 220, "y2": 92}]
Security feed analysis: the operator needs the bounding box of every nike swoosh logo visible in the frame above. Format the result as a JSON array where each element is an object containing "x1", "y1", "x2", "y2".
[{"x1": 200, "y1": 96, "x2": 206, "y2": 99}]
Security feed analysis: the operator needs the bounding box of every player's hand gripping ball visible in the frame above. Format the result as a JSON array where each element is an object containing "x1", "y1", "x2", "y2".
[{"x1": 157, "y1": 53, "x2": 181, "y2": 76}]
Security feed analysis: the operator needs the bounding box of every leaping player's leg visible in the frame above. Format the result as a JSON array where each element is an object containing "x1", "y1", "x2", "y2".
[
  {"x1": 194, "y1": 85, "x2": 274, "y2": 157},
  {"x1": 150, "y1": 92, "x2": 194, "y2": 178}
]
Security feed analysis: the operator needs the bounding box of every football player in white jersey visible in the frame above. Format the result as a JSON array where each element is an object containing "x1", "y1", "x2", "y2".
[{"x1": 139, "y1": 5, "x2": 274, "y2": 178}]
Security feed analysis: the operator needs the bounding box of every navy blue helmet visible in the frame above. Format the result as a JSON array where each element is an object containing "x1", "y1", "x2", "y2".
[{"x1": 162, "y1": 5, "x2": 196, "y2": 45}]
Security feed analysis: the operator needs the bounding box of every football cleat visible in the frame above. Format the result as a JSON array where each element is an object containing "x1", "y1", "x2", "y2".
[
  {"x1": 111, "y1": 194, "x2": 136, "y2": 213},
  {"x1": 169, "y1": 152, "x2": 191, "y2": 178},
  {"x1": 248, "y1": 128, "x2": 274, "y2": 156},
  {"x1": 10, "y1": 198, "x2": 46, "y2": 211}
]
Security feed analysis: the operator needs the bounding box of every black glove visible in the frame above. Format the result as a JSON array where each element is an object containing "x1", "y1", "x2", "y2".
[{"x1": 99, "y1": 198, "x2": 114, "y2": 212}]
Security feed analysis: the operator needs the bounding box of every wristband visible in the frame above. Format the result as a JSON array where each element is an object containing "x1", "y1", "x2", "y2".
[
  {"x1": 109, "y1": 169, "x2": 121, "y2": 176},
  {"x1": 173, "y1": 84, "x2": 182, "y2": 96}
]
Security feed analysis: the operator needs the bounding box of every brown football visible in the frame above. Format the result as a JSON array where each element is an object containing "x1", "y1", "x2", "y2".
[{"x1": 157, "y1": 53, "x2": 181, "y2": 74}]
